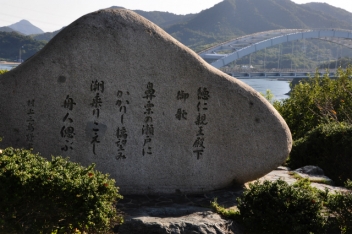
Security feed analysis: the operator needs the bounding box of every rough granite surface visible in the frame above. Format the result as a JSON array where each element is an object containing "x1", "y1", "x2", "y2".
[{"x1": 0, "y1": 9, "x2": 292, "y2": 194}]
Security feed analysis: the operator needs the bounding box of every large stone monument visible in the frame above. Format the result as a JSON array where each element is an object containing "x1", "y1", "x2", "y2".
[{"x1": 0, "y1": 9, "x2": 292, "y2": 194}]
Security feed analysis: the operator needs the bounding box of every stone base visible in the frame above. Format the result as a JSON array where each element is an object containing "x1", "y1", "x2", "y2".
[
  {"x1": 115, "y1": 166, "x2": 348, "y2": 233},
  {"x1": 116, "y1": 185, "x2": 244, "y2": 234},
  {"x1": 118, "y1": 207, "x2": 241, "y2": 234}
]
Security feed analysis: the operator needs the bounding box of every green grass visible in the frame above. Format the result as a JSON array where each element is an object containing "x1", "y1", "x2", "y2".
[
  {"x1": 210, "y1": 198, "x2": 240, "y2": 220},
  {"x1": 288, "y1": 171, "x2": 333, "y2": 185}
]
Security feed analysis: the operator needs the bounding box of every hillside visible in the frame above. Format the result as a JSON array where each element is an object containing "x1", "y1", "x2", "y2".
[
  {"x1": 303, "y1": 2, "x2": 352, "y2": 25},
  {"x1": 135, "y1": 10, "x2": 195, "y2": 28},
  {"x1": 108, "y1": 6, "x2": 195, "y2": 29},
  {"x1": 2, "y1": 0, "x2": 352, "y2": 64},
  {"x1": 8, "y1": 20, "x2": 44, "y2": 35},
  {"x1": 165, "y1": 0, "x2": 352, "y2": 51},
  {"x1": 0, "y1": 31, "x2": 46, "y2": 61},
  {"x1": 0, "y1": 26, "x2": 18, "y2": 33},
  {"x1": 31, "y1": 29, "x2": 62, "y2": 42}
]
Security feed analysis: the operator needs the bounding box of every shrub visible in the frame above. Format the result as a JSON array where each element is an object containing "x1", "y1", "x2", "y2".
[
  {"x1": 210, "y1": 198, "x2": 240, "y2": 220},
  {"x1": 260, "y1": 89, "x2": 275, "y2": 104},
  {"x1": 236, "y1": 179, "x2": 325, "y2": 233},
  {"x1": 0, "y1": 69, "x2": 8, "y2": 75},
  {"x1": 345, "y1": 179, "x2": 352, "y2": 190},
  {"x1": 288, "y1": 122, "x2": 352, "y2": 185},
  {"x1": 274, "y1": 67, "x2": 352, "y2": 140},
  {"x1": 326, "y1": 190, "x2": 352, "y2": 233},
  {"x1": 0, "y1": 147, "x2": 123, "y2": 233}
]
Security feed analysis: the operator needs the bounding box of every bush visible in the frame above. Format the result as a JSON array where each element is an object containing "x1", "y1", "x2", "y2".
[
  {"x1": 0, "y1": 69, "x2": 8, "y2": 75},
  {"x1": 288, "y1": 122, "x2": 352, "y2": 185},
  {"x1": 345, "y1": 179, "x2": 352, "y2": 190},
  {"x1": 236, "y1": 179, "x2": 325, "y2": 233},
  {"x1": 0, "y1": 147, "x2": 123, "y2": 233},
  {"x1": 325, "y1": 180, "x2": 352, "y2": 233},
  {"x1": 214, "y1": 179, "x2": 352, "y2": 233},
  {"x1": 274, "y1": 67, "x2": 352, "y2": 140},
  {"x1": 260, "y1": 89, "x2": 275, "y2": 104},
  {"x1": 326, "y1": 190, "x2": 352, "y2": 233},
  {"x1": 210, "y1": 198, "x2": 240, "y2": 220}
]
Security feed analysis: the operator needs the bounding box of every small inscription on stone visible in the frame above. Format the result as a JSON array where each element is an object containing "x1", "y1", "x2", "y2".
[
  {"x1": 60, "y1": 95, "x2": 76, "y2": 151},
  {"x1": 90, "y1": 80, "x2": 104, "y2": 155},
  {"x1": 26, "y1": 99, "x2": 35, "y2": 148},
  {"x1": 175, "y1": 90, "x2": 189, "y2": 121},
  {"x1": 193, "y1": 87, "x2": 210, "y2": 159},
  {"x1": 142, "y1": 82, "x2": 155, "y2": 156},
  {"x1": 115, "y1": 90, "x2": 129, "y2": 160}
]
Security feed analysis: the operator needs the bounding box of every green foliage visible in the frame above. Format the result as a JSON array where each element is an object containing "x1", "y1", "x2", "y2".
[
  {"x1": 288, "y1": 122, "x2": 352, "y2": 185},
  {"x1": 134, "y1": 10, "x2": 195, "y2": 29},
  {"x1": 31, "y1": 30, "x2": 61, "y2": 43},
  {"x1": 274, "y1": 67, "x2": 352, "y2": 140},
  {"x1": 326, "y1": 190, "x2": 352, "y2": 233},
  {"x1": 210, "y1": 198, "x2": 240, "y2": 220},
  {"x1": 212, "y1": 179, "x2": 352, "y2": 233},
  {"x1": 0, "y1": 31, "x2": 46, "y2": 61},
  {"x1": 0, "y1": 69, "x2": 8, "y2": 75},
  {"x1": 260, "y1": 89, "x2": 275, "y2": 104},
  {"x1": 288, "y1": 171, "x2": 333, "y2": 185},
  {"x1": 345, "y1": 179, "x2": 352, "y2": 190},
  {"x1": 0, "y1": 147, "x2": 122, "y2": 233},
  {"x1": 236, "y1": 179, "x2": 325, "y2": 233}
]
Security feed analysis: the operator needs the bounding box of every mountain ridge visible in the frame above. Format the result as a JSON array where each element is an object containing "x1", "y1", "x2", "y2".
[
  {"x1": 163, "y1": 0, "x2": 352, "y2": 51},
  {"x1": 0, "y1": 26, "x2": 18, "y2": 33},
  {"x1": 108, "y1": 6, "x2": 197, "y2": 28},
  {"x1": 303, "y1": 2, "x2": 352, "y2": 24},
  {"x1": 1, "y1": 0, "x2": 352, "y2": 62},
  {"x1": 8, "y1": 20, "x2": 44, "y2": 35}
]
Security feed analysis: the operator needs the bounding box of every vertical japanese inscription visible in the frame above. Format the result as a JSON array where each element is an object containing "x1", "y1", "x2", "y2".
[
  {"x1": 60, "y1": 95, "x2": 76, "y2": 151},
  {"x1": 26, "y1": 99, "x2": 35, "y2": 148},
  {"x1": 90, "y1": 80, "x2": 104, "y2": 155},
  {"x1": 175, "y1": 90, "x2": 189, "y2": 120},
  {"x1": 142, "y1": 82, "x2": 155, "y2": 156},
  {"x1": 193, "y1": 87, "x2": 210, "y2": 159},
  {"x1": 115, "y1": 90, "x2": 130, "y2": 160}
]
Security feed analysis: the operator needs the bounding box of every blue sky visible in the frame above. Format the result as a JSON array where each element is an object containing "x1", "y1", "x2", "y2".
[{"x1": 0, "y1": 0, "x2": 351, "y2": 32}]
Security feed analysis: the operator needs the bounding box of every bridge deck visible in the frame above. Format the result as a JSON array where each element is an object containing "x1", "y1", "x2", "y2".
[
  {"x1": 199, "y1": 29, "x2": 352, "y2": 69},
  {"x1": 229, "y1": 71, "x2": 335, "y2": 79}
]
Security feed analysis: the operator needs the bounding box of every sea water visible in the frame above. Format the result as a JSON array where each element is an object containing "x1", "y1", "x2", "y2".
[
  {"x1": 0, "y1": 64, "x2": 17, "y2": 71},
  {"x1": 238, "y1": 78, "x2": 290, "y2": 101}
]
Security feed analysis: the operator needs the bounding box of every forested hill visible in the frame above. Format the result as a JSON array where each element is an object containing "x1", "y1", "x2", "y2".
[
  {"x1": 1, "y1": 0, "x2": 352, "y2": 60},
  {"x1": 0, "y1": 26, "x2": 18, "y2": 33},
  {"x1": 134, "y1": 10, "x2": 195, "y2": 28},
  {"x1": 164, "y1": 0, "x2": 352, "y2": 51},
  {"x1": 108, "y1": 6, "x2": 196, "y2": 29},
  {"x1": 303, "y1": 2, "x2": 352, "y2": 24},
  {"x1": 0, "y1": 32, "x2": 46, "y2": 61},
  {"x1": 31, "y1": 29, "x2": 61, "y2": 42}
]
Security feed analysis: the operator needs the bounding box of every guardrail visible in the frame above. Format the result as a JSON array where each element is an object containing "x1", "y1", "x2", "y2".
[{"x1": 229, "y1": 72, "x2": 336, "y2": 79}]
